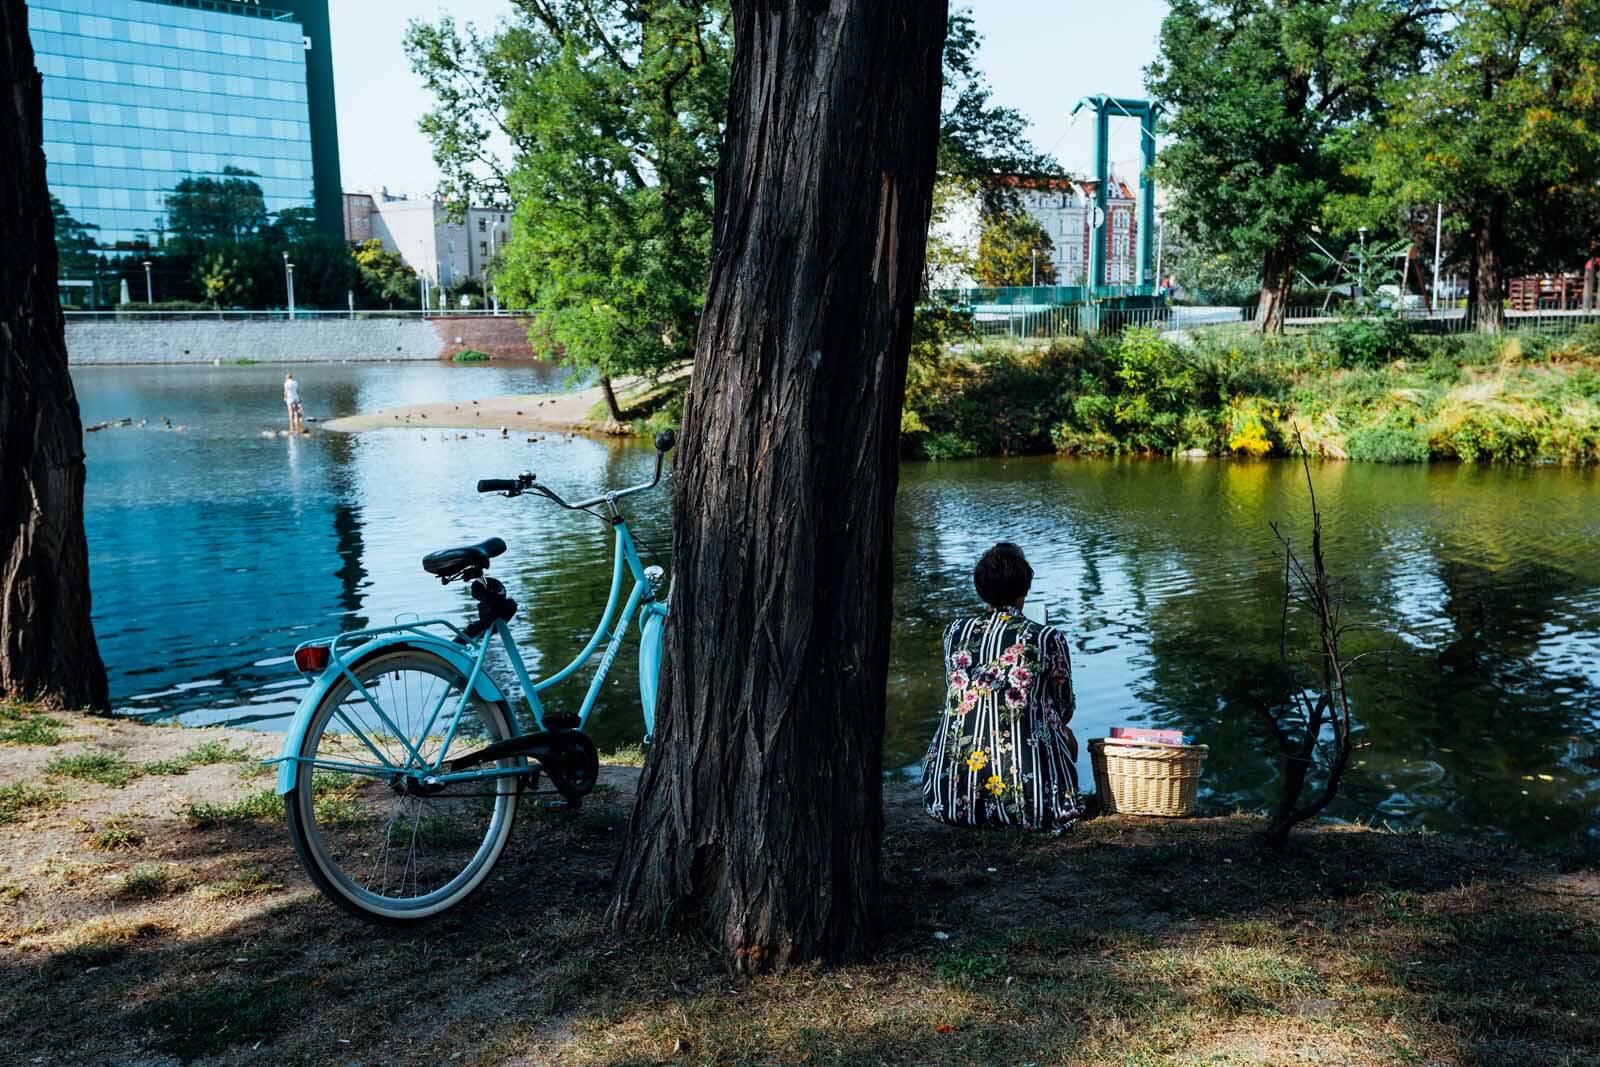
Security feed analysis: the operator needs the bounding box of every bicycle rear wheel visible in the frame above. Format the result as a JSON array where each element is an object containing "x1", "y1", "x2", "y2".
[{"x1": 284, "y1": 648, "x2": 522, "y2": 922}]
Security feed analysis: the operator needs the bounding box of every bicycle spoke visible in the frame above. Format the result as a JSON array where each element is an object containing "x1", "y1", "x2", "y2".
[{"x1": 291, "y1": 650, "x2": 519, "y2": 917}]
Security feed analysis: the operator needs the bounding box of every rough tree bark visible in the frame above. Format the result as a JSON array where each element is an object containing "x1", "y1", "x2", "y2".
[
  {"x1": 0, "y1": 4, "x2": 108, "y2": 709},
  {"x1": 1469, "y1": 202, "x2": 1505, "y2": 336},
  {"x1": 1255, "y1": 243, "x2": 1295, "y2": 335},
  {"x1": 607, "y1": 1, "x2": 946, "y2": 969}
]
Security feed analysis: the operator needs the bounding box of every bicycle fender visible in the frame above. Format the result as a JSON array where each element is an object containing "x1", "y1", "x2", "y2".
[
  {"x1": 637, "y1": 601, "x2": 668, "y2": 741},
  {"x1": 273, "y1": 634, "x2": 509, "y2": 795}
]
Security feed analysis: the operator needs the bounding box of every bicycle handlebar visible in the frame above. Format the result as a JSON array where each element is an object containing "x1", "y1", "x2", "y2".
[
  {"x1": 476, "y1": 478, "x2": 521, "y2": 494},
  {"x1": 478, "y1": 428, "x2": 676, "y2": 510}
]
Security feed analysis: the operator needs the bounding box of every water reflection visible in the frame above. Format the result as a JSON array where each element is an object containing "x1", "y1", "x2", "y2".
[{"x1": 75, "y1": 364, "x2": 1600, "y2": 844}]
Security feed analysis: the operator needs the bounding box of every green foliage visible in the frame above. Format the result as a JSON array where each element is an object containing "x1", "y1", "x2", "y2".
[
  {"x1": 407, "y1": 3, "x2": 729, "y2": 382},
  {"x1": 1350, "y1": 0, "x2": 1600, "y2": 294},
  {"x1": 46, "y1": 751, "x2": 140, "y2": 788},
  {"x1": 452, "y1": 349, "x2": 491, "y2": 363},
  {"x1": 1346, "y1": 423, "x2": 1431, "y2": 463},
  {"x1": 1148, "y1": 0, "x2": 1438, "y2": 304},
  {"x1": 352, "y1": 238, "x2": 418, "y2": 307},
  {"x1": 409, "y1": 7, "x2": 1048, "y2": 379},
  {"x1": 0, "y1": 703, "x2": 66, "y2": 746},
  {"x1": 938, "y1": 12, "x2": 1060, "y2": 183},
  {"x1": 903, "y1": 342, "x2": 1081, "y2": 459},
  {"x1": 144, "y1": 739, "x2": 257, "y2": 776},
  {"x1": 905, "y1": 324, "x2": 1600, "y2": 466},
  {"x1": 1318, "y1": 316, "x2": 1418, "y2": 369},
  {"x1": 194, "y1": 245, "x2": 252, "y2": 309},
  {"x1": 180, "y1": 788, "x2": 280, "y2": 827},
  {"x1": 974, "y1": 211, "x2": 1057, "y2": 287},
  {"x1": 283, "y1": 234, "x2": 360, "y2": 309}
]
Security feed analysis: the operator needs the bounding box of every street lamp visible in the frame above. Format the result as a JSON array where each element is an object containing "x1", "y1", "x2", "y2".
[
  {"x1": 141, "y1": 260, "x2": 153, "y2": 304},
  {"x1": 282, "y1": 250, "x2": 296, "y2": 320},
  {"x1": 1357, "y1": 226, "x2": 1368, "y2": 302}
]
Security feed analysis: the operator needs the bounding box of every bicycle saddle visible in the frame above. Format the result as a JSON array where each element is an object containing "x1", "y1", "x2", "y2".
[{"x1": 422, "y1": 537, "x2": 507, "y2": 579}]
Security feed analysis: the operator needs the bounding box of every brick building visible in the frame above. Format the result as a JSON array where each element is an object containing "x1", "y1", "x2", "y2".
[{"x1": 929, "y1": 174, "x2": 1138, "y2": 290}]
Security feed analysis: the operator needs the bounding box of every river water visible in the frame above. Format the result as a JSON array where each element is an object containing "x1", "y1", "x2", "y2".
[{"x1": 74, "y1": 362, "x2": 1600, "y2": 844}]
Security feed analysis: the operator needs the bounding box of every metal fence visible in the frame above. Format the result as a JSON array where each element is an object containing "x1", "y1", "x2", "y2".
[{"x1": 957, "y1": 301, "x2": 1600, "y2": 341}]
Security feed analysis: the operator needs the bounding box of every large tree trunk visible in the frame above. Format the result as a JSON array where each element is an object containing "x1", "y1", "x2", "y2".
[
  {"x1": 0, "y1": 4, "x2": 108, "y2": 709},
  {"x1": 1470, "y1": 205, "x2": 1505, "y2": 335},
  {"x1": 1255, "y1": 243, "x2": 1295, "y2": 334},
  {"x1": 608, "y1": 1, "x2": 946, "y2": 970}
]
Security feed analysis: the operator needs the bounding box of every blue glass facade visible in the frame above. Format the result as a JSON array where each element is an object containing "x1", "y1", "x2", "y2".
[{"x1": 28, "y1": 0, "x2": 326, "y2": 250}]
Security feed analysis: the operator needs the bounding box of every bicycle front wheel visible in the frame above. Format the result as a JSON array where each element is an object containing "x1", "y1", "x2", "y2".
[{"x1": 284, "y1": 648, "x2": 522, "y2": 922}]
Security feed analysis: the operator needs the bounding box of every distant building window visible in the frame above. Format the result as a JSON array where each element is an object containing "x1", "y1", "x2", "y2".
[
  {"x1": 479, "y1": 241, "x2": 488, "y2": 256},
  {"x1": 478, "y1": 218, "x2": 486, "y2": 232}
]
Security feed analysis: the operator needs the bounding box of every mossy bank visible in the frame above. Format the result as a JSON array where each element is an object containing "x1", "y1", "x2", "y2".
[{"x1": 902, "y1": 319, "x2": 1600, "y2": 465}]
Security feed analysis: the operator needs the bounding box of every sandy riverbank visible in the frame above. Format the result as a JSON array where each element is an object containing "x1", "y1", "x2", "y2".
[
  {"x1": 322, "y1": 380, "x2": 616, "y2": 435},
  {"x1": 321, "y1": 374, "x2": 664, "y2": 436}
]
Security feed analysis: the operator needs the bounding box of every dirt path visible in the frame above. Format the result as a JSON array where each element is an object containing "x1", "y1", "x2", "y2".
[{"x1": 2, "y1": 706, "x2": 1596, "y2": 1066}]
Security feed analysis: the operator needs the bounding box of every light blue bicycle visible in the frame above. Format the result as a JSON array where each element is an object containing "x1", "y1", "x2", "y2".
[{"x1": 271, "y1": 430, "x2": 675, "y2": 922}]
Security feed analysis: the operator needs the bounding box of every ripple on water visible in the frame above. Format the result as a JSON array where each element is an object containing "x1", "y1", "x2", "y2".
[{"x1": 73, "y1": 369, "x2": 1600, "y2": 845}]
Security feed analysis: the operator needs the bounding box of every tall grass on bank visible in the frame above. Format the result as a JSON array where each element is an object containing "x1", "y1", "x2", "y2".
[{"x1": 901, "y1": 317, "x2": 1600, "y2": 465}]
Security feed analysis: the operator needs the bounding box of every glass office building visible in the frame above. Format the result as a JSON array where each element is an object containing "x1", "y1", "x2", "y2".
[{"x1": 27, "y1": 0, "x2": 341, "y2": 252}]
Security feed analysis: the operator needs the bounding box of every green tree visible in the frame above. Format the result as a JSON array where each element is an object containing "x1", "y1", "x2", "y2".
[
  {"x1": 975, "y1": 211, "x2": 1057, "y2": 287},
  {"x1": 1147, "y1": 0, "x2": 1439, "y2": 332},
  {"x1": 408, "y1": 6, "x2": 1047, "y2": 413},
  {"x1": 1350, "y1": 0, "x2": 1600, "y2": 333},
  {"x1": 285, "y1": 234, "x2": 360, "y2": 309},
  {"x1": 195, "y1": 245, "x2": 250, "y2": 308},
  {"x1": 939, "y1": 10, "x2": 1058, "y2": 185},
  {"x1": 407, "y1": 2, "x2": 729, "y2": 420},
  {"x1": 353, "y1": 239, "x2": 417, "y2": 307},
  {"x1": 165, "y1": 166, "x2": 270, "y2": 246}
]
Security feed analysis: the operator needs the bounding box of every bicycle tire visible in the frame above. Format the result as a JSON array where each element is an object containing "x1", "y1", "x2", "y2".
[{"x1": 284, "y1": 647, "x2": 522, "y2": 923}]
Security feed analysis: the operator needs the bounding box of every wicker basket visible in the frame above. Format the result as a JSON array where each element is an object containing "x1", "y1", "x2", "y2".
[{"x1": 1089, "y1": 737, "x2": 1209, "y2": 817}]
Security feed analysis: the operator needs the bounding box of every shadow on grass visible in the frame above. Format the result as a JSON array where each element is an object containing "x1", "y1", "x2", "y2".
[{"x1": 1, "y1": 781, "x2": 1596, "y2": 1066}]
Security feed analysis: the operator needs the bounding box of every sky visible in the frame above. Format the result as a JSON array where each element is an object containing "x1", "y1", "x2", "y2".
[{"x1": 330, "y1": 1, "x2": 1170, "y2": 197}]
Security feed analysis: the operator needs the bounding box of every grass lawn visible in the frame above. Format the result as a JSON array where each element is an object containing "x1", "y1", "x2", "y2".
[{"x1": 2, "y1": 709, "x2": 1596, "y2": 1065}]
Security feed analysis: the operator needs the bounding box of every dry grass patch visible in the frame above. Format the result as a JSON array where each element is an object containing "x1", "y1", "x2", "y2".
[
  {"x1": 0, "y1": 781, "x2": 63, "y2": 824},
  {"x1": 117, "y1": 863, "x2": 186, "y2": 899},
  {"x1": 197, "y1": 863, "x2": 279, "y2": 901}
]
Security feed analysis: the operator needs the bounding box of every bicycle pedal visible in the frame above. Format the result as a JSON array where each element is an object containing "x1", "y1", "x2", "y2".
[{"x1": 544, "y1": 796, "x2": 584, "y2": 814}]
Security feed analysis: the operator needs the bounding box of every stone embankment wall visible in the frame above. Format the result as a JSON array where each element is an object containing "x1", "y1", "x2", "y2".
[{"x1": 65, "y1": 316, "x2": 539, "y2": 365}]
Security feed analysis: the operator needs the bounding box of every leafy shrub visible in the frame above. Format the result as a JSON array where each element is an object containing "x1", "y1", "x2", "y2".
[
  {"x1": 451, "y1": 348, "x2": 491, "y2": 363},
  {"x1": 902, "y1": 342, "x2": 1080, "y2": 459},
  {"x1": 1436, "y1": 409, "x2": 1542, "y2": 462},
  {"x1": 1109, "y1": 327, "x2": 1195, "y2": 452},
  {"x1": 1319, "y1": 316, "x2": 1418, "y2": 369},
  {"x1": 1560, "y1": 322, "x2": 1600, "y2": 358},
  {"x1": 1346, "y1": 424, "x2": 1430, "y2": 463}
]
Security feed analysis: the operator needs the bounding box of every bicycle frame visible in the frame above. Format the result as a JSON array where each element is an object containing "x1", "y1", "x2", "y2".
[{"x1": 271, "y1": 513, "x2": 666, "y2": 795}]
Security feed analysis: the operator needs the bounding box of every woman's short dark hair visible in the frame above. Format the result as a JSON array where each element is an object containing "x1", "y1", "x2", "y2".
[{"x1": 974, "y1": 542, "x2": 1033, "y2": 607}]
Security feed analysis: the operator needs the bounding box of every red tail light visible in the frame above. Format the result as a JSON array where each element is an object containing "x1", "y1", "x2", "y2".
[{"x1": 294, "y1": 644, "x2": 330, "y2": 672}]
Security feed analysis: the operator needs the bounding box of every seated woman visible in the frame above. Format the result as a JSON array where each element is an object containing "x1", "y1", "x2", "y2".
[{"x1": 922, "y1": 542, "x2": 1083, "y2": 830}]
